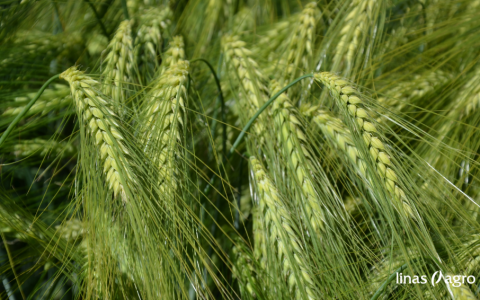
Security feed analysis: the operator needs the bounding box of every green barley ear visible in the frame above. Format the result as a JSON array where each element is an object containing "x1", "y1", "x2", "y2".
[
  {"x1": 280, "y1": 2, "x2": 320, "y2": 86},
  {"x1": 162, "y1": 36, "x2": 186, "y2": 71},
  {"x1": 221, "y1": 34, "x2": 269, "y2": 150},
  {"x1": 142, "y1": 60, "x2": 189, "y2": 194},
  {"x1": 378, "y1": 70, "x2": 452, "y2": 109},
  {"x1": 55, "y1": 218, "x2": 84, "y2": 242},
  {"x1": 60, "y1": 66, "x2": 133, "y2": 199},
  {"x1": 11, "y1": 138, "x2": 76, "y2": 158},
  {"x1": 135, "y1": 6, "x2": 172, "y2": 79},
  {"x1": 221, "y1": 34, "x2": 268, "y2": 112},
  {"x1": 313, "y1": 109, "x2": 367, "y2": 177},
  {"x1": 254, "y1": 16, "x2": 295, "y2": 76},
  {"x1": 250, "y1": 156, "x2": 318, "y2": 300},
  {"x1": 446, "y1": 273, "x2": 477, "y2": 300},
  {"x1": 332, "y1": 0, "x2": 378, "y2": 73},
  {"x1": 2, "y1": 84, "x2": 71, "y2": 118},
  {"x1": 314, "y1": 72, "x2": 414, "y2": 217},
  {"x1": 101, "y1": 19, "x2": 135, "y2": 114},
  {"x1": 231, "y1": 238, "x2": 259, "y2": 299},
  {"x1": 271, "y1": 80, "x2": 325, "y2": 232}
]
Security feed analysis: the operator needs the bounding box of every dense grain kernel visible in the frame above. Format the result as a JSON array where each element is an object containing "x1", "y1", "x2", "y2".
[
  {"x1": 61, "y1": 67, "x2": 131, "y2": 198},
  {"x1": 314, "y1": 72, "x2": 413, "y2": 216},
  {"x1": 271, "y1": 80, "x2": 325, "y2": 232},
  {"x1": 143, "y1": 60, "x2": 189, "y2": 192},
  {"x1": 250, "y1": 157, "x2": 317, "y2": 300},
  {"x1": 102, "y1": 20, "x2": 135, "y2": 112}
]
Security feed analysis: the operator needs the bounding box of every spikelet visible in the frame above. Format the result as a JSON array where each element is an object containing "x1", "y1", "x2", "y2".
[
  {"x1": 102, "y1": 20, "x2": 135, "y2": 112},
  {"x1": 60, "y1": 66, "x2": 132, "y2": 198},
  {"x1": 281, "y1": 2, "x2": 320, "y2": 85},
  {"x1": 136, "y1": 6, "x2": 172, "y2": 77},
  {"x1": 12, "y1": 138, "x2": 76, "y2": 158},
  {"x1": 2, "y1": 84, "x2": 71, "y2": 117},
  {"x1": 143, "y1": 60, "x2": 189, "y2": 193},
  {"x1": 250, "y1": 157, "x2": 318, "y2": 300},
  {"x1": 271, "y1": 80, "x2": 325, "y2": 232},
  {"x1": 333, "y1": 0, "x2": 376, "y2": 70},
  {"x1": 314, "y1": 72, "x2": 413, "y2": 217}
]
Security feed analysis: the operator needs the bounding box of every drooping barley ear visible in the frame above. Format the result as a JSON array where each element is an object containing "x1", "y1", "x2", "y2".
[
  {"x1": 252, "y1": 205, "x2": 267, "y2": 267},
  {"x1": 232, "y1": 7, "x2": 255, "y2": 34},
  {"x1": 446, "y1": 273, "x2": 477, "y2": 300},
  {"x1": 280, "y1": 2, "x2": 320, "y2": 86},
  {"x1": 250, "y1": 157, "x2": 318, "y2": 300},
  {"x1": 12, "y1": 138, "x2": 76, "y2": 158},
  {"x1": 142, "y1": 60, "x2": 189, "y2": 193},
  {"x1": 161, "y1": 36, "x2": 186, "y2": 73},
  {"x1": 457, "y1": 235, "x2": 480, "y2": 275},
  {"x1": 135, "y1": 6, "x2": 172, "y2": 78},
  {"x1": 444, "y1": 68, "x2": 480, "y2": 122},
  {"x1": 55, "y1": 219, "x2": 84, "y2": 242},
  {"x1": 378, "y1": 70, "x2": 452, "y2": 110},
  {"x1": 333, "y1": 0, "x2": 375, "y2": 71},
  {"x1": 2, "y1": 84, "x2": 71, "y2": 117},
  {"x1": 253, "y1": 16, "x2": 294, "y2": 76},
  {"x1": 368, "y1": 248, "x2": 420, "y2": 294},
  {"x1": 1, "y1": 31, "x2": 82, "y2": 73},
  {"x1": 60, "y1": 66, "x2": 133, "y2": 199},
  {"x1": 314, "y1": 72, "x2": 414, "y2": 217},
  {"x1": 221, "y1": 34, "x2": 269, "y2": 148},
  {"x1": 231, "y1": 239, "x2": 259, "y2": 298},
  {"x1": 271, "y1": 80, "x2": 325, "y2": 232},
  {"x1": 313, "y1": 110, "x2": 367, "y2": 177},
  {"x1": 101, "y1": 19, "x2": 135, "y2": 114}
]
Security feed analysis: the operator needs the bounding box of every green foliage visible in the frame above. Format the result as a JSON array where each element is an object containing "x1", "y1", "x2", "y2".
[{"x1": 1, "y1": 0, "x2": 480, "y2": 299}]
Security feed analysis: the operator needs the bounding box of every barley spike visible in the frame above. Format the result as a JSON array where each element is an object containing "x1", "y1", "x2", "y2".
[
  {"x1": 314, "y1": 72, "x2": 413, "y2": 217},
  {"x1": 102, "y1": 19, "x2": 135, "y2": 112},
  {"x1": 250, "y1": 157, "x2": 318, "y2": 300},
  {"x1": 271, "y1": 80, "x2": 325, "y2": 232},
  {"x1": 61, "y1": 66, "x2": 132, "y2": 198}
]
